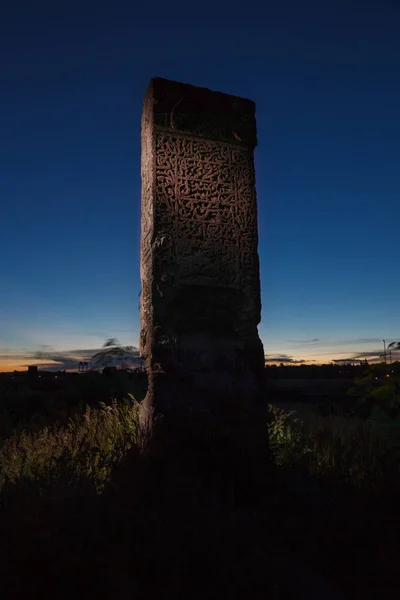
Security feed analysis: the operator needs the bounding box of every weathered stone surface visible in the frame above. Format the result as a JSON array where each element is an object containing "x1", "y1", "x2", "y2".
[{"x1": 139, "y1": 78, "x2": 265, "y2": 453}]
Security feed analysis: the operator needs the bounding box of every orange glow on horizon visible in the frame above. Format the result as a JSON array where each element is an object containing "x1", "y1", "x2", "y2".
[{"x1": 0, "y1": 359, "x2": 67, "y2": 373}]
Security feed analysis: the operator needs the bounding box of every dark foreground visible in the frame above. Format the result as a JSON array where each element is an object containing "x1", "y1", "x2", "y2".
[{"x1": 1, "y1": 446, "x2": 399, "y2": 600}]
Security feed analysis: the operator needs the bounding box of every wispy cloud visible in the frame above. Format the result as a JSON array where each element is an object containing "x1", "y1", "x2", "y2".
[
  {"x1": 332, "y1": 358, "x2": 365, "y2": 364},
  {"x1": 285, "y1": 338, "x2": 320, "y2": 344},
  {"x1": 286, "y1": 338, "x2": 383, "y2": 348},
  {"x1": 265, "y1": 354, "x2": 310, "y2": 364},
  {"x1": 0, "y1": 345, "x2": 142, "y2": 372}
]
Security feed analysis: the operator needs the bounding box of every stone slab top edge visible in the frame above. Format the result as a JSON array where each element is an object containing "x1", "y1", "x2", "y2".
[{"x1": 144, "y1": 76, "x2": 257, "y2": 149}]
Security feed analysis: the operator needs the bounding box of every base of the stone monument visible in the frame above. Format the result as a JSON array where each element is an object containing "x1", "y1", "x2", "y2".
[{"x1": 138, "y1": 372, "x2": 270, "y2": 506}]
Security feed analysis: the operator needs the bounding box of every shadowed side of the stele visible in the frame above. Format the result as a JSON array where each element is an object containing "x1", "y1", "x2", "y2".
[{"x1": 139, "y1": 77, "x2": 265, "y2": 455}]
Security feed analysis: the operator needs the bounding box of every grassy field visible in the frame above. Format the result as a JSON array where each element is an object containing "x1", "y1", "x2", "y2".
[
  {"x1": 0, "y1": 370, "x2": 399, "y2": 504},
  {"x1": 268, "y1": 400, "x2": 400, "y2": 495},
  {"x1": 0, "y1": 370, "x2": 399, "y2": 598},
  {"x1": 0, "y1": 399, "x2": 139, "y2": 499}
]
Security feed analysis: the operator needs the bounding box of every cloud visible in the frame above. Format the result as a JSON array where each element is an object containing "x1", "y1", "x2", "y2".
[
  {"x1": 1, "y1": 345, "x2": 143, "y2": 372},
  {"x1": 352, "y1": 351, "x2": 384, "y2": 359},
  {"x1": 286, "y1": 338, "x2": 384, "y2": 348},
  {"x1": 0, "y1": 353, "x2": 34, "y2": 362},
  {"x1": 265, "y1": 354, "x2": 309, "y2": 364},
  {"x1": 331, "y1": 358, "x2": 364, "y2": 364},
  {"x1": 286, "y1": 339, "x2": 320, "y2": 344},
  {"x1": 332, "y1": 347, "x2": 400, "y2": 364},
  {"x1": 33, "y1": 347, "x2": 142, "y2": 371},
  {"x1": 21, "y1": 357, "x2": 85, "y2": 371}
]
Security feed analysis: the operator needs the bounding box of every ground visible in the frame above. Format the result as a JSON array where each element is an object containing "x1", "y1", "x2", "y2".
[{"x1": 0, "y1": 371, "x2": 399, "y2": 598}]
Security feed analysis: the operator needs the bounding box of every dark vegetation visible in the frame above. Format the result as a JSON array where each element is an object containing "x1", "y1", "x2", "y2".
[
  {"x1": 0, "y1": 368, "x2": 147, "y2": 439},
  {"x1": 265, "y1": 362, "x2": 369, "y2": 379},
  {"x1": 1, "y1": 364, "x2": 399, "y2": 598},
  {"x1": 267, "y1": 362, "x2": 400, "y2": 496}
]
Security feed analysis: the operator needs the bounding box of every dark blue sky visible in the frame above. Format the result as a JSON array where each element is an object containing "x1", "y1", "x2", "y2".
[{"x1": 1, "y1": 0, "x2": 399, "y2": 370}]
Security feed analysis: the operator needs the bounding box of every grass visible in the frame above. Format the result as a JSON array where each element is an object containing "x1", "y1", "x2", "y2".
[
  {"x1": 0, "y1": 370, "x2": 148, "y2": 440},
  {"x1": 268, "y1": 402, "x2": 399, "y2": 493},
  {"x1": 0, "y1": 397, "x2": 140, "y2": 500},
  {"x1": 0, "y1": 389, "x2": 398, "y2": 505},
  {"x1": 0, "y1": 389, "x2": 399, "y2": 598}
]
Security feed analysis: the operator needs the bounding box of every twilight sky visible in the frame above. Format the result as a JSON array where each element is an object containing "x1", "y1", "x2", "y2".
[{"x1": 1, "y1": 0, "x2": 400, "y2": 371}]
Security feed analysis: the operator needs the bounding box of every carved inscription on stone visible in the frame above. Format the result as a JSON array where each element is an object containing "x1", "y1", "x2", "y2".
[
  {"x1": 154, "y1": 134, "x2": 259, "y2": 290},
  {"x1": 139, "y1": 78, "x2": 265, "y2": 444}
]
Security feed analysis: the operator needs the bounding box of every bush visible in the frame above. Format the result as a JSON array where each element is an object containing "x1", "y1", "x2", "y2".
[{"x1": 346, "y1": 365, "x2": 400, "y2": 420}]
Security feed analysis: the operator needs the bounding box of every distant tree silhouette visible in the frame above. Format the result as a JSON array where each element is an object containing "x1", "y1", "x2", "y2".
[
  {"x1": 387, "y1": 341, "x2": 400, "y2": 362},
  {"x1": 103, "y1": 338, "x2": 120, "y2": 348},
  {"x1": 91, "y1": 338, "x2": 139, "y2": 370},
  {"x1": 387, "y1": 342, "x2": 400, "y2": 351}
]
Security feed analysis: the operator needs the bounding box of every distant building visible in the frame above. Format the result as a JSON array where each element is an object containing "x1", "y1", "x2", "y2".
[{"x1": 27, "y1": 365, "x2": 38, "y2": 379}]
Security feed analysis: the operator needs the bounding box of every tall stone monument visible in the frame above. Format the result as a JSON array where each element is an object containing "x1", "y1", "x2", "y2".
[{"x1": 139, "y1": 78, "x2": 265, "y2": 453}]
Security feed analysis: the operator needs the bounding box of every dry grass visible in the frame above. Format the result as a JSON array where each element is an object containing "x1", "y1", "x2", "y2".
[
  {"x1": 268, "y1": 403, "x2": 399, "y2": 491},
  {"x1": 0, "y1": 397, "x2": 139, "y2": 496}
]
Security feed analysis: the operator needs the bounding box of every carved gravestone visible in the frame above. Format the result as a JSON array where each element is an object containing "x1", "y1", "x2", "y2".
[{"x1": 139, "y1": 78, "x2": 265, "y2": 454}]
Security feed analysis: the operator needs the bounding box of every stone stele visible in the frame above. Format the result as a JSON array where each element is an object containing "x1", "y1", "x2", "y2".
[{"x1": 139, "y1": 77, "x2": 265, "y2": 452}]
